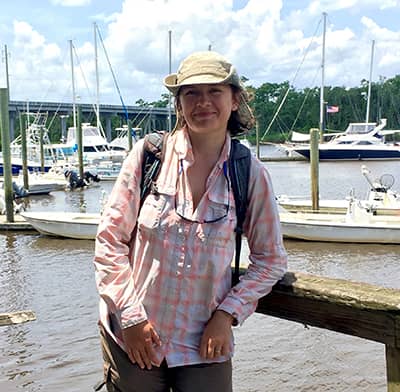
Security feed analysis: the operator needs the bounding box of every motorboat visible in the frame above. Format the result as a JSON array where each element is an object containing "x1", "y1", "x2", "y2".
[
  {"x1": 1, "y1": 114, "x2": 57, "y2": 176},
  {"x1": 90, "y1": 161, "x2": 122, "y2": 181},
  {"x1": 12, "y1": 171, "x2": 67, "y2": 197},
  {"x1": 279, "y1": 198, "x2": 400, "y2": 244},
  {"x1": 50, "y1": 123, "x2": 126, "y2": 166},
  {"x1": 288, "y1": 119, "x2": 400, "y2": 160},
  {"x1": 21, "y1": 211, "x2": 100, "y2": 239},
  {"x1": 277, "y1": 165, "x2": 400, "y2": 216},
  {"x1": 109, "y1": 125, "x2": 140, "y2": 152}
]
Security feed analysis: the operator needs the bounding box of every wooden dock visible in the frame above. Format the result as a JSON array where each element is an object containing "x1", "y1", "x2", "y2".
[
  {"x1": 259, "y1": 155, "x2": 306, "y2": 162},
  {"x1": 0, "y1": 215, "x2": 34, "y2": 231}
]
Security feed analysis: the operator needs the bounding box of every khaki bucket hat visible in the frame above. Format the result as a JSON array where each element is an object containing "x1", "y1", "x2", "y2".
[{"x1": 164, "y1": 51, "x2": 255, "y2": 133}]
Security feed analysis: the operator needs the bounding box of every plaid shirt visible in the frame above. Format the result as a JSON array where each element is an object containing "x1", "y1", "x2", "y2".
[{"x1": 94, "y1": 128, "x2": 287, "y2": 367}]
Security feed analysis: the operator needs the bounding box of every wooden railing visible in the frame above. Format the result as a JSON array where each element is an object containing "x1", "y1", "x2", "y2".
[
  {"x1": 2, "y1": 272, "x2": 399, "y2": 390},
  {"x1": 256, "y1": 271, "x2": 400, "y2": 392}
]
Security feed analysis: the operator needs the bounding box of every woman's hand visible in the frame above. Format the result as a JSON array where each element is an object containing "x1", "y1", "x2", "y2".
[
  {"x1": 121, "y1": 321, "x2": 161, "y2": 370},
  {"x1": 199, "y1": 310, "x2": 234, "y2": 359}
]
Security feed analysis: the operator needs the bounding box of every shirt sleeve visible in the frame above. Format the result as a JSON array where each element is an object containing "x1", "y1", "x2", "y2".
[
  {"x1": 218, "y1": 156, "x2": 288, "y2": 325},
  {"x1": 94, "y1": 139, "x2": 148, "y2": 328}
]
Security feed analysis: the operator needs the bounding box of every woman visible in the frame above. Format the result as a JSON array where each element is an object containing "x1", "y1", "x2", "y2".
[{"x1": 94, "y1": 51, "x2": 287, "y2": 392}]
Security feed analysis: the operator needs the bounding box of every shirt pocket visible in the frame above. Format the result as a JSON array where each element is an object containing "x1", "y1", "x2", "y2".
[
  {"x1": 197, "y1": 206, "x2": 236, "y2": 249},
  {"x1": 137, "y1": 193, "x2": 168, "y2": 231}
]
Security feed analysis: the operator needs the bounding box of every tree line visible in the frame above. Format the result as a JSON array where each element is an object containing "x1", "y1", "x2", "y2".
[
  {"x1": 9, "y1": 74, "x2": 400, "y2": 145},
  {"x1": 142, "y1": 74, "x2": 400, "y2": 143},
  {"x1": 247, "y1": 74, "x2": 400, "y2": 143}
]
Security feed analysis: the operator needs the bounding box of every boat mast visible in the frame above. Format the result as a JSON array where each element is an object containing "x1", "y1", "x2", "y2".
[
  {"x1": 319, "y1": 12, "x2": 327, "y2": 136},
  {"x1": 365, "y1": 39, "x2": 375, "y2": 124},
  {"x1": 69, "y1": 39, "x2": 77, "y2": 130},
  {"x1": 94, "y1": 22, "x2": 100, "y2": 130},
  {"x1": 3, "y1": 45, "x2": 10, "y2": 101}
]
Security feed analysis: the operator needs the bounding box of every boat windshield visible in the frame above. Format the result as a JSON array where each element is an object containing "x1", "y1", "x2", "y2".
[{"x1": 345, "y1": 123, "x2": 376, "y2": 134}]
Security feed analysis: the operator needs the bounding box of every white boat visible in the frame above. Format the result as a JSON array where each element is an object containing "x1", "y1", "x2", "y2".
[
  {"x1": 2, "y1": 113, "x2": 58, "y2": 176},
  {"x1": 109, "y1": 125, "x2": 140, "y2": 151},
  {"x1": 280, "y1": 199, "x2": 400, "y2": 244},
  {"x1": 90, "y1": 161, "x2": 122, "y2": 181},
  {"x1": 51, "y1": 123, "x2": 126, "y2": 165},
  {"x1": 13, "y1": 171, "x2": 67, "y2": 196},
  {"x1": 278, "y1": 165, "x2": 400, "y2": 215},
  {"x1": 21, "y1": 211, "x2": 100, "y2": 239},
  {"x1": 288, "y1": 119, "x2": 400, "y2": 160}
]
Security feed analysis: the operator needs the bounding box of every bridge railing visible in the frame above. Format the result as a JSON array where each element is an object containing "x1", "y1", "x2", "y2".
[{"x1": 256, "y1": 271, "x2": 400, "y2": 391}]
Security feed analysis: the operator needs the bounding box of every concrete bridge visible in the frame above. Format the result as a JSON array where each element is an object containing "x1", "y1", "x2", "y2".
[{"x1": 8, "y1": 100, "x2": 175, "y2": 141}]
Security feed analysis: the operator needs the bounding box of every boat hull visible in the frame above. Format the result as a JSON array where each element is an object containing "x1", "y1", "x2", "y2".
[
  {"x1": 0, "y1": 162, "x2": 53, "y2": 176},
  {"x1": 294, "y1": 146, "x2": 400, "y2": 161},
  {"x1": 279, "y1": 212, "x2": 400, "y2": 243},
  {"x1": 21, "y1": 212, "x2": 100, "y2": 239},
  {"x1": 278, "y1": 199, "x2": 400, "y2": 216}
]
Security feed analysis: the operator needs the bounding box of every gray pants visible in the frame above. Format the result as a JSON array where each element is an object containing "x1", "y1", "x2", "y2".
[{"x1": 97, "y1": 323, "x2": 233, "y2": 392}]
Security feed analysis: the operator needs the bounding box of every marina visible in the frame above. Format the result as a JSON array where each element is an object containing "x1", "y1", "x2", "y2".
[
  {"x1": 2, "y1": 2, "x2": 400, "y2": 390},
  {"x1": 1, "y1": 153, "x2": 399, "y2": 391}
]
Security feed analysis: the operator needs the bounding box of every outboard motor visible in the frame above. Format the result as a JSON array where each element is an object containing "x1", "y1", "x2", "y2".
[
  {"x1": 64, "y1": 169, "x2": 86, "y2": 190},
  {"x1": 64, "y1": 169, "x2": 101, "y2": 190},
  {"x1": 83, "y1": 171, "x2": 101, "y2": 184}
]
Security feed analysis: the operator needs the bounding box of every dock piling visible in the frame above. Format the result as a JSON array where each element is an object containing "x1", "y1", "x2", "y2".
[{"x1": 0, "y1": 88, "x2": 14, "y2": 222}]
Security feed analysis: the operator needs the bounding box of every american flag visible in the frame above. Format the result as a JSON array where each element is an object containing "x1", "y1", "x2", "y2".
[{"x1": 326, "y1": 105, "x2": 339, "y2": 113}]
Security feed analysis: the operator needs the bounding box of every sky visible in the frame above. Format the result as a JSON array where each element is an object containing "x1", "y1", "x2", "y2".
[{"x1": 1, "y1": 0, "x2": 400, "y2": 106}]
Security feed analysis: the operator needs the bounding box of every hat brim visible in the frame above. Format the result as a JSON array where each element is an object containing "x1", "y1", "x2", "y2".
[{"x1": 164, "y1": 72, "x2": 236, "y2": 96}]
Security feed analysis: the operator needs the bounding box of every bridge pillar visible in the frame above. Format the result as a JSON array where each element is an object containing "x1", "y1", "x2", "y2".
[
  {"x1": 105, "y1": 115, "x2": 112, "y2": 142},
  {"x1": 9, "y1": 110, "x2": 15, "y2": 140},
  {"x1": 60, "y1": 115, "x2": 68, "y2": 142}
]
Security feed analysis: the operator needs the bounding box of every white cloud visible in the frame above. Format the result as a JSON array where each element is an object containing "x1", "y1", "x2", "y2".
[{"x1": 4, "y1": 0, "x2": 400, "y2": 105}]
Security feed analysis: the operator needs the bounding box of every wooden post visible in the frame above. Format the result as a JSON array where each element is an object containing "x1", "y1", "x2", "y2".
[
  {"x1": 255, "y1": 271, "x2": 400, "y2": 392},
  {"x1": 256, "y1": 120, "x2": 260, "y2": 160},
  {"x1": 0, "y1": 88, "x2": 14, "y2": 222},
  {"x1": 20, "y1": 112, "x2": 29, "y2": 189},
  {"x1": 76, "y1": 105, "x2": 84, "y2": 179},
  {"x1": 310, "y1": 128, "x2": 319, "y2": 210},
  {"x1": 386, "y1": 344, "x2": 400, "y2": 391},
  {"x1": 40, "y1": 125, "x2": 45, "y2": 173}
]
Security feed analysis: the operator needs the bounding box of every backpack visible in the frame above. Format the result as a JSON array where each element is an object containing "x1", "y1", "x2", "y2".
[{"x1": 140, "y1": 131, "x2": 251, "y2": 286}]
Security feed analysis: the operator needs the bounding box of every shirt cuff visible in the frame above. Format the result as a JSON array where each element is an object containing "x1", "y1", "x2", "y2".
[{"x1": 120, "y1": 304, "x2": 148, "y2": 329}]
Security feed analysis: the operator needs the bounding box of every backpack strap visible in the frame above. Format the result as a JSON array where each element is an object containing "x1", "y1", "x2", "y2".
[
  {"x1": 140, "y1": 131, "x2": 168, "y2": 207},
  {"x1": 228, "y1": 139, "x2": 251, "y2": 286}
]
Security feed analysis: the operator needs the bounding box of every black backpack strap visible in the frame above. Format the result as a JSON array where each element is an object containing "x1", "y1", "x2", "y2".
[
  {"x1": 228, "y1": 139, "x2": 251, "y2": 286},
  {"x1": 140, "y1": 131, "x2": 168, "y2": 207}
]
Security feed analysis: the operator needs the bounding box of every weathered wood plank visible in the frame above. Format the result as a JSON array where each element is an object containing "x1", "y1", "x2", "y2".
[
  {"x1": 0, "y1": 310, "x2": 36, "y2": 326},
  {"x1": 255, "y1": 271, "x2": 400, "y2": 392},
  {"x1": 386, "y1": 345, "x2": 400, "y2": 392},
  {"x1": 256, "y1": 272, "x2": 400, "y2": 346}
]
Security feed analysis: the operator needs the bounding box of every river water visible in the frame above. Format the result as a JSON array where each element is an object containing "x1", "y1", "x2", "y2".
[{"x1": 1, "y1": 146, "x2": 400, "y2": 392}]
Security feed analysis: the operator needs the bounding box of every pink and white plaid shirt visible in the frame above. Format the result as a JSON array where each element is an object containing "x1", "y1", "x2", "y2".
[{"x1": 94, "y1": 128, "x2": 287, "y2": 367}]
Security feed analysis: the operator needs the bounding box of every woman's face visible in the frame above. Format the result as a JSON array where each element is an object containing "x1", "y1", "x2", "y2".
[{"x1": 178, "y1": 84, "x2": 239, "y2": 137}]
